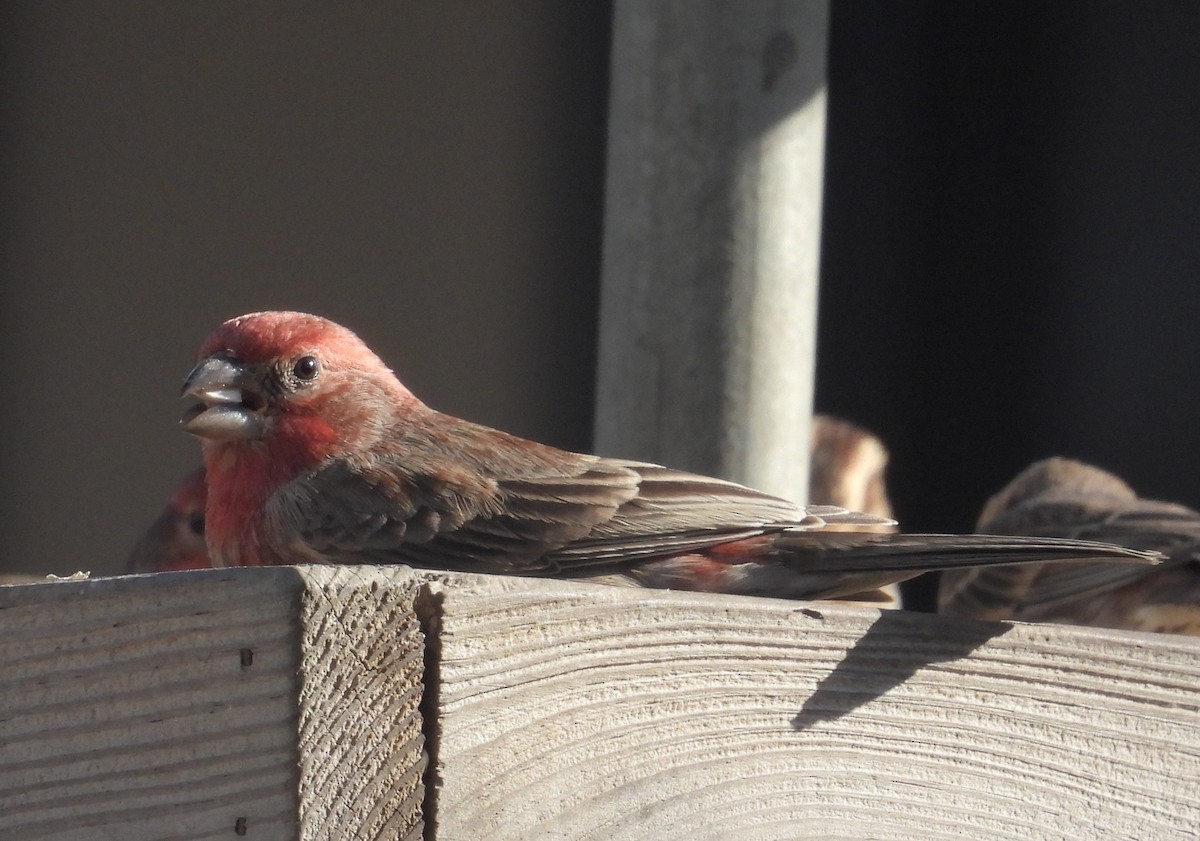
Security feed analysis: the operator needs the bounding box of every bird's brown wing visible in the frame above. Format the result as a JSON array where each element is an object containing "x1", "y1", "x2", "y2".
[
  {"x1": 539, "y1": 463, "x2": 856, "y2": 567},
  {"x1": 270, "y1": 449, "x2": 1155, "y2": 592},
  {"x1": 266, "y1": 453, "x2": 635, "y2": 571},
  {"x1": 265, "y1": 442, "x2": 869, "y2": 573}
]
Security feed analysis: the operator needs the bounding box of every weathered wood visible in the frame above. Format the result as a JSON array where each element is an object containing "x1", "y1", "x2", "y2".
[
  {"x1": 596, "y1": 0, "x2": 829, "y2": 502},
  {"x1": 0, "y1": 567, "x2": 425, "y2": 841},
  {"x1": 425, "y1": 574, "x2": 1200, "y2": 840},
  {"x1": 294, "y1": 567, "x2": 425, "y2": 840},
  {"x1": 3, "y1": 567, "x2": 1199, "y2": 840}
]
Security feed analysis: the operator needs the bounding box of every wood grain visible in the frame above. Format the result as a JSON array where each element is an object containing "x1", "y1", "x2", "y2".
[
  {"x1": 4, "y1": 567, "x2": 1198, "y2": 840},
  {"x1": 295, "y1": 566, "x2": 426, "y2": 841},
  {"x1": 0, "y1": 566, "x2": 425, "y2": 841},
  {"x1": 425, "y1": 573, "x2": 1200, "y2": 841}
]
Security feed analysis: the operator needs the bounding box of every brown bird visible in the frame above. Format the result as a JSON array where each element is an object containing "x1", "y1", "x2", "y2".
[
  {"x1": 809, "y1": 416, "x2": 899, "y2": 606},
  {"x1": 940, "y1": 457, "x2": 1200, "y2": 635},
  {"x1": 809, "y1": 416, "x2": 894, "y2": 528},
  {"x1": 180, "y1": 311, "x2": 1161, "y2": 601}
]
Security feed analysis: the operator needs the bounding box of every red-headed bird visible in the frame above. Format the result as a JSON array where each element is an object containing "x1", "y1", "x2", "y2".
[
  {"x1": 126, "y1": 467, "x2": 212, "y2": 572},
  {"x1": 179, "y1": 312, "x2": 1157, "y2": 600}
]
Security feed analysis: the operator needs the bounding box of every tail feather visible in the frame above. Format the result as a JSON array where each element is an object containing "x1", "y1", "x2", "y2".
[
  {"x1": 806, "y1": 505, "x2": 897, "y2": 529},
  {"x1": 778, "y1": 531, "x2": 1163, "y2": 575}
]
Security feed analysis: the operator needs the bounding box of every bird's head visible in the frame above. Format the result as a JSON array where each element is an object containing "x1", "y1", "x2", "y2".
[
  {"x1": 181, "y1": 311, "x2": 418, "y2": 459},
  {"x1": 976, "y1": 456, "x2": 1136, "y2": 531},
  {"x1": 126, "y1": 467, "x2": 211, "y2": 572}
]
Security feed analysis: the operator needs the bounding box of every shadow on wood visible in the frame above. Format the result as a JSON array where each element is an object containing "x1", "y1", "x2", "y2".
[{"x1": 792, "y1": 609, "x2": 1013, "y2": 729}]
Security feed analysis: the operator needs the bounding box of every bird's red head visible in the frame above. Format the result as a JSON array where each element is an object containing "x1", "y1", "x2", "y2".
[
  {"x1": 196, "y1": 311, "x2": 379, "y2": 367},
  {"x1": 182, "y1": 311, "x2": 418, "y2": 458},
  {"x1": 167, "y1": 465, "x2": 210, "y2": 516},
  {"x1": 181, "y1": 311, "x2": 422, "y2": 565},
  {"x1": 126, "y1": 467, "x2": 212, "y2": 572}
]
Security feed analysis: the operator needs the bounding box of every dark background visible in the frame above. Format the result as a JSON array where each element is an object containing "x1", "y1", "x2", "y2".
[
  {"x1": 819, "y1": 3, "x2": 1200, "y2": 536},
  {"x1": 2, "y1": 4, "x2": 1198, "y2": 588}
]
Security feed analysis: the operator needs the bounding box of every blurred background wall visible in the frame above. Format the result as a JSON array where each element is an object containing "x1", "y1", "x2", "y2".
[
  {"x1": 0, "y1": 2, "x2": 612, "y2": 574},
  {"x1": 2, "y1": 3, "x2": 1199, "y2": 583}
]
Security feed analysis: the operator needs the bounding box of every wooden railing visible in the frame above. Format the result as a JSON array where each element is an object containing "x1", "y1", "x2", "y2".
[{"x1": 2, "y1": 566, "x2": 1197, "y2": 840}]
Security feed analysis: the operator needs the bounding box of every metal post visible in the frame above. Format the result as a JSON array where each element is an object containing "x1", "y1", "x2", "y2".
[{"x1": 595, "y1": 0, "x2": 828, "y2": 503}]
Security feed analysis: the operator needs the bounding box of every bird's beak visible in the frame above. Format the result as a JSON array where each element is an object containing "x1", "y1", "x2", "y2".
[{"x1": 180, "y1": 356, "x2": 266, "y2": 441}]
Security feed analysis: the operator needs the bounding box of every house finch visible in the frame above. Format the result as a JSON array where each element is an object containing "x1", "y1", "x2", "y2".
[
  {"x1": 939, "y1": 457, "x2": 1200, "y2": 635},
  {"x1": 126, "y1": 467, "x2": 212, "y2": 572},
  {"x1": 809, "y1": 415, "x2": 894, "y2": 528},
  {"x1": 180, "y1": 312, "x2": 1158, "y2": 601},
  {"x1": 809, "y1": 415, "x2": 899, "y2": 606}
]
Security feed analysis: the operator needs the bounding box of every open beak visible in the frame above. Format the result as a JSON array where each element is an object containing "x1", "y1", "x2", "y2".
[{"x1": 180, "y1": 356, "x2": 266, "y2": 441}]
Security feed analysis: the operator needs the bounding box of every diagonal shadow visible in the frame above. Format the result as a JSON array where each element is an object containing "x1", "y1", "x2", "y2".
[{"x1": 791, "y1": 609, "x2": 1013, "y2": 730}]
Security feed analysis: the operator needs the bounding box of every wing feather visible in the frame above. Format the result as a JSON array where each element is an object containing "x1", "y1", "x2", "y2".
[{"x1": 264, "y1": 432, "x2": 844, "y2": 572}]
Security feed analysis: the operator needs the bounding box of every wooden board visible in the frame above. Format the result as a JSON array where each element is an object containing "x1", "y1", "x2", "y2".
[
  {"x1": 424, "y1": 573, "x2": 1200, "y2": 840},
  {"x1": 0, "y1": 566, "x2": 424, "y2": 841},
  {"x1": 3, "y1": 567, "x2": 1199, "y2": 840}
]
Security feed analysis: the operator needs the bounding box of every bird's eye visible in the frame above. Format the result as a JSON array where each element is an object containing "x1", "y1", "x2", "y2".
[
  {"x1": 292, "y1": 355, "x2": 320, "y2": 381},
  {"x1": 187, "y1": 511, "x2": 205, "y2": 536}
]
